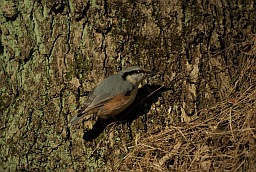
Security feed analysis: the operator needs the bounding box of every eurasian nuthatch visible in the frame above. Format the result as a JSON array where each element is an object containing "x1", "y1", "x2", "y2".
[{"x1": 70, "y1": 66, "x2": 156, "y2": 125}]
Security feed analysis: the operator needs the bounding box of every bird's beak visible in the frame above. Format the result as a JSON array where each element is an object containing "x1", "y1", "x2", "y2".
[{"x1": 145, "y1": 70, "x2": 158, "y2": 76}]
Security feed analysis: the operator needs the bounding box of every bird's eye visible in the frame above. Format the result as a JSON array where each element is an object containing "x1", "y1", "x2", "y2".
[{"x1": 137, "y1": 70, "x2": 141, "y2": 73}]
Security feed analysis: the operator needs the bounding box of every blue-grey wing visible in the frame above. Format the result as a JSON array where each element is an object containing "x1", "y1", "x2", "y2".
[
  {"x1": 87, "y1": 75, "x2": 134, "y2": 109},
  {"x1": 70, "y1": 74, "x2": 134, "y2": 125}
]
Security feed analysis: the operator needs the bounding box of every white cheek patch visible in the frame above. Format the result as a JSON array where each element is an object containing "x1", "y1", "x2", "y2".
[{"x1": 126, "y1": 75, "x2": 137, "y2": 85}]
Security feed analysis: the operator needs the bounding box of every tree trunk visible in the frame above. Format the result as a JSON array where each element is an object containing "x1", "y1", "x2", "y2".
[{"x1": 1, "y1": 0, "x2": 255, "y2": 171}]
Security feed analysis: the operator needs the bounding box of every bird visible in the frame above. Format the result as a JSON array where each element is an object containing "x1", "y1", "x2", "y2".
[{"x1": 70, "y1": 66, "x2": 156, "y2": 125}]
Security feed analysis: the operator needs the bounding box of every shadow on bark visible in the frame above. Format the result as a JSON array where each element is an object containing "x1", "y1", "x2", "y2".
[{"x1": 83, "y1": 84, "x2": 168, "y2": 141}]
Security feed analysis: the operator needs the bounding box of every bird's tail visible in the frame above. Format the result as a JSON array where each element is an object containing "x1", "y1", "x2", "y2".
[
  {"x1": 69, "y1": 115, "x2": 84, "y2": 125},
  {"x1": 69, "y1": 106, "x2": 96, "y2": 125}
]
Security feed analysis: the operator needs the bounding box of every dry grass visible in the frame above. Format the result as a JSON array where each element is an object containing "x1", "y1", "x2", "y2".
[
  {"x1": 114, "y1": 56, "x2": 256, "y2": 172},
  {"x1": 116, "y1": 88, "x2": 255, "y2": 171}
]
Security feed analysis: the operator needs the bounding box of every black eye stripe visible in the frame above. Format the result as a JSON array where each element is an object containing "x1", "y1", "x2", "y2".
[
  {"x1": 122, "y1": 70, "x2": 144, "y2": 80},
  {"x1": 130, "y1": 70, "x2": 143, "y2": 75}
]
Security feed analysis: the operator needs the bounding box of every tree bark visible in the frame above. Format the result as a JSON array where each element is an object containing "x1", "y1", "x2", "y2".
[{"x1": 0, "y1": 0, "x2": 255, "y2": 171}]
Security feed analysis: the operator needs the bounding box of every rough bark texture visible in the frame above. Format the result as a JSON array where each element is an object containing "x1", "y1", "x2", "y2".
[{"x1": 0, "y1": 0, "x2": 255, "y2": 171}]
